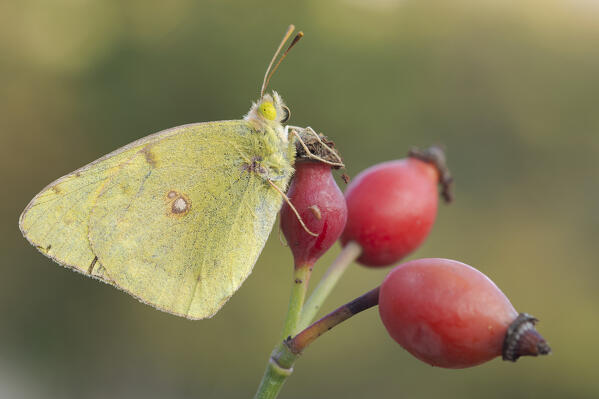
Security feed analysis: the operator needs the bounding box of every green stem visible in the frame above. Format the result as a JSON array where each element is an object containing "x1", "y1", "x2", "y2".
[
  {"x1": 254, "y1": 242, "x2": 361, "y2": 399},
  {"x1": 288, "y1": 286, "x2": 380, "y2": 354},
  {"x1": 298, "y1": 241, "x2": 361, "y2": 330},
  {"x1": 254, "y1": 342, "x2": 298, "y2": 399},
  {"x1": 254, "y1": 265, "x2": 312, "y2": 399},
  {"x1": 281, "y1": 265, "x2": 312, "y2": 340}
]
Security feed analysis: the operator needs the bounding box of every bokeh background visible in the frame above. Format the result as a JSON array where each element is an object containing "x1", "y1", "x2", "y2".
[{"x1": 2, "y1": 1, "x2": 598, "y2": 398}]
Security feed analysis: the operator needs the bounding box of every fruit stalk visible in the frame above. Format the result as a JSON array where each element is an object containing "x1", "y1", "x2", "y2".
[
  {"x1": 280, "y1": 265, "x2": 312, "y2": 340},
  {"x1": 254, "y1": 286, "x2": 379, "y2": 399},
  {"x1": 289, "y1": 286, "x2": 380, "y2": 354},
  {"x1": 297, "y1": 241, "x2": 362, "y2": 330},
  {"x1": 254, "y1": 287, "x2": 379, "y2": 399}
]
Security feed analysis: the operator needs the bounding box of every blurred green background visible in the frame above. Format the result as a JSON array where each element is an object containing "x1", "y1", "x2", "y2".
[{"x1": 2, "y1": 0, "x2": 597, "y2": 398}]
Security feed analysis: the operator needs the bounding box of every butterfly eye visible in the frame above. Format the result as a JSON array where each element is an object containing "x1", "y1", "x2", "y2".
[
  {"x1": 281, "y1": 105, "x2": 291, "y2": 123},
  {"x1": 259, "y1": 101, "x2": 277, "y2": 121}
]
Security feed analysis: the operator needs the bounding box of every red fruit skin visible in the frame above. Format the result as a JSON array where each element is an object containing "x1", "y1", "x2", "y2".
[
  {"x1": 341, "y1": 158, "x2": 438, "y2": 267},
  {"x1": 280, "y1": 161, "x2": 348, "y2": 267},
  {"x1": 378, "y1": 258, "x2": 519, "y2": 368}
]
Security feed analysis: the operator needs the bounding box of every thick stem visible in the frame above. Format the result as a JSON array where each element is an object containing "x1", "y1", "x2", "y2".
[
  {"x1": 289, "y1": 286, "x2": 380, "y2": 355},
  {"x1": 280, "y1": 265, "x2": 312, "y2": 340},
  {"x1": 254, "y1": 265, "x2": 311, "y2": 399},
  {"x1": 253, "y1": 344, "x2": 297, "y2": 399},
  {"x1": 298, "y1": 241, "x2": 362, "y2": 330}
]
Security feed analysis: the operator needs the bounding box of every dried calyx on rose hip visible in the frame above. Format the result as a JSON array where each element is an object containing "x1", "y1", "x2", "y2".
[
  {"x1": 340, "y1": 146, "x2": 452, "y2": 267},
  {"x1": 280, "y1": 131, "x2": 347, "y2": 268},
  {"x1": 378, "y1": 258, "x2": 550, "y2": 368},
  {"x1": 407, "y1": 146, "x2": 453, "y2": 202}
]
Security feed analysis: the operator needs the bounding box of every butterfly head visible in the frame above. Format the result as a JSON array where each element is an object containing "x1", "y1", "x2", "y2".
[{"x1": 245, "y1": 91, "x2": 290, "y2": 128}]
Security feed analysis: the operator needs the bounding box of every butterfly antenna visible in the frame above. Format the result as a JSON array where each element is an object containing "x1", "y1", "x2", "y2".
[
  {"x1": 263, "y1": 32, "x2": 303, "y2": 96},
  {"x1": 261, "y1": 25, "x2": 295, "y2": 96},
  {"x1": 261, "y1": 25, "x2": 304, "y2": 97}
]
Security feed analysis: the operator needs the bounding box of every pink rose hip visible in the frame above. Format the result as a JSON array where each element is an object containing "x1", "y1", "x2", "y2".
[
  {"x1": 378, "y1": 258, "x2": 550, "y2": 368},
  {"x1": 341, "y1": 147, "x2": 452, "y2": 267}
]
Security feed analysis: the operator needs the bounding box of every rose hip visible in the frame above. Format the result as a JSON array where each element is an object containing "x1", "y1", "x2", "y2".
[
  {"x1": 280, "y1": 160, "x2": 348, "y2": 268},
  {"x1": 340, "y1": 147, "x2": 452, "y2": 267},
  {"x1": 378, "y1": 258, "x2": 550, "y2": 368}
]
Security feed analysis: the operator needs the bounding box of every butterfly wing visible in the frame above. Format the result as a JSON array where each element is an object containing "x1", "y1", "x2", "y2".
[{"x1": 20, "y1": 120, "x2": 293, "y2": 319}]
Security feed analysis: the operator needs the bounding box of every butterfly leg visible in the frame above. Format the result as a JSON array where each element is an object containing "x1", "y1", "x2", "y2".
[
  {"x1": 265, "y1": 178, "x2": 317, "y2": 237},
  {"x1": 241, "y1": 156, "x2": 268, "y2": 175},
  {"x1": 241, "y1": 155, "x2": 318, "y2": 238},
  {"x1": 285, "y1": 126, "x2": 345, "y2": 168}
]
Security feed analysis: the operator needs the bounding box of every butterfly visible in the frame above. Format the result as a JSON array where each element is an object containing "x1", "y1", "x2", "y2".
[{"x1": 19, "y1": 25, "x2": 315, "y2": 320}]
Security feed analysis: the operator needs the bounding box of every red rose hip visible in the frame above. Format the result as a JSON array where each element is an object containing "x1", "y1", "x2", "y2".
[
  {"x1": 378, "y1": 258, "x2": 550, "y2": 368},
  {"x1": 340, "y1": 147, "x2": 452, "y2": 267},
  {"x1": 281, "y1": 160, "x2": 348, "y2": 268}
]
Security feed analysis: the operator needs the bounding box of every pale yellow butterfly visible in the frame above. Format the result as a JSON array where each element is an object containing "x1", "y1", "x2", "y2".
[{"x1": 19, "y1": 25, "x2": 309, "y2": 320}]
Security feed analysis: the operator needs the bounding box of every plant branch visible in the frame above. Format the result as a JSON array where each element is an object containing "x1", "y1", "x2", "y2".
[
  {"x1": 280, "y1": 265, "x2": 312, "y2": 340},
  {"x1": 288, "y1": 286, "x2": 380, "y2": 355},
  {"x1": 298, "y1": 241, "x2": 361, "y2": 330},
  {"x1": 253, "y1": 343, "x2": 297, "y2": 399},
  {"x1": 254, "y1": 285, "x2": 380, "y2": 398}
]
